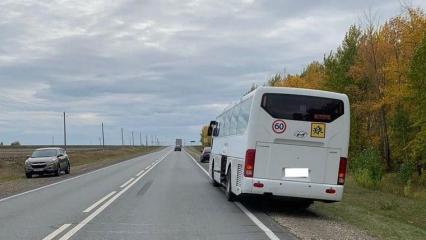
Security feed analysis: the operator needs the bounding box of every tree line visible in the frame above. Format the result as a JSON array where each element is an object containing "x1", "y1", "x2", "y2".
[
  {"x1": 201, "y1": 7, "x2": 425, "y2": 190},
  {"x1": 267, "y1": 8, "x2": 426, "y2": 186}
]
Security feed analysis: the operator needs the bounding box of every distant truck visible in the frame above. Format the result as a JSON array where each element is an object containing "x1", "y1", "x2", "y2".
[{"x1": 175, "y1": 139, "x2": 182, "y2": 151}]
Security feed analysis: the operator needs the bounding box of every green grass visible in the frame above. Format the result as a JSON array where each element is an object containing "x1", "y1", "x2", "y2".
[{"x1": 312, "y1": 176, "x2": 426, "y2": 240}]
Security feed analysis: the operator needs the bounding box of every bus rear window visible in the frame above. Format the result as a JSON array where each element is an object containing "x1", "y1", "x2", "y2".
[{"x1": 261, "y1": 93, "x2": 344, "y2": 123}]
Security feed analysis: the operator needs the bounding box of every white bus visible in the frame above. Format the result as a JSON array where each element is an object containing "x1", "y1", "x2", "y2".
[{"x1": 207, "y1": 86, "x2": 350, "y2": 206}]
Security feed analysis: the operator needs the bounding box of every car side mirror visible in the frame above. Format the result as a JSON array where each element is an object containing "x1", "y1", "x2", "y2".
[
  {"x1": 26, "y1": 155, "x2": 30, "y2": 158},
  {"x1": 207, "y1": 126, "x2": 213, "y2": 136},
  {"x1": 58, "y1": 154, "x2": 64, "y2": 157}
]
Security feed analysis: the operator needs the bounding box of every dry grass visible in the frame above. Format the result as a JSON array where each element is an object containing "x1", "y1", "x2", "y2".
[
  {"x1": 312, "y1": 176, "x2": 426, "y2": 240},
  {"x1": 0, "y1": 146, "x2": 160, "y2": 182}
]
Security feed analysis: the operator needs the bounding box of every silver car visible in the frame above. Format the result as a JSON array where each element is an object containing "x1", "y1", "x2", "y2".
[{"x1": 24, "y1": 148, "x2": 70, "y2": 178}]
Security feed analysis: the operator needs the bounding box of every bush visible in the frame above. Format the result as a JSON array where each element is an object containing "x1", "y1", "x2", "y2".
[
  {"x1": 351, "y1": 147, "x2": 384, "y2": 189},
  {"x1": 403, "y1": 179, "x2": 413, "y2": 197},
  {"x1": 399, "y1": 161, "x2": 416, "y2": 183}
]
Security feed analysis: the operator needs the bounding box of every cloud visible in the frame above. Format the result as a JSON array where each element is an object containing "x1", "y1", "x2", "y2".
[{"x1": 0, "y1": 0, "x2": 425, "y2": 145}]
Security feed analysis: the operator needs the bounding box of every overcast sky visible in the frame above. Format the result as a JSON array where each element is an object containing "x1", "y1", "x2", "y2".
[{"x1": 1, "y1": 0, "x2": 425, "y2": 146}]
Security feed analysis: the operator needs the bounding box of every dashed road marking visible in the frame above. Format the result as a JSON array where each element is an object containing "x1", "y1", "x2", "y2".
[
  {"x1": 136, "y1": 169, "x2": 145, "y2": 176},
  {"x1": 55, "y1": 150, "x2": 172, "y2": 240},
  {"x1": 83, "y1": 191, "x2": 116, "y2": 213},
  {"x1": 120, "y1": 178, "x2": 135, "y2": 188},
  {"x1": 42, "y1": 224, "x2": 71, "y2": 240}
]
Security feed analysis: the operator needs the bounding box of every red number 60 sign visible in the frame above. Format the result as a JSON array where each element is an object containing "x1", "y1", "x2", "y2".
[{"x1": 272, "y1": 120, "x2": 286, "y2": 134}]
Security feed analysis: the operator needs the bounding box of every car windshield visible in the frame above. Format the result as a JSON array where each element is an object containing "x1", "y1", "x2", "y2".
[{"x1": 31, "y1": 149, "x2": 57, "y2": 158}]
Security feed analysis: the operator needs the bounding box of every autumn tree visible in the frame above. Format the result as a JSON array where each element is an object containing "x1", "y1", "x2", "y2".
[
  {"x1": 408, "y1": 32, "x2": 426, "y2": 175},
  {"x1": 262, "y1": 7, "x2": 426, "y2": 177},
  {"x1": 200, "y1": 125, "x2": 211, "y2": 147}
]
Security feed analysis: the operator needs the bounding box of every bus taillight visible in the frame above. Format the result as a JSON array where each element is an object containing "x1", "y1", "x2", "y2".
[
  {"x1": 337, "y1": 157, "x2": 347, "y2": 185},
  {"x1": 244, "y1": 149, "x2": 256, "y2": 177}
]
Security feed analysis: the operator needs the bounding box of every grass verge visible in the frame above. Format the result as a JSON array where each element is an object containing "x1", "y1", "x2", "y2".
[
  {"x1": 312, "y1": 176, "x2": 426, "y2": 240},
  {"x1": 0, "y1": 146, "x2": 161, "y2": 183}
]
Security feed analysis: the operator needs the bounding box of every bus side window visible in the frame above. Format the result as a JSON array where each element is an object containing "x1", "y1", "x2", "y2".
[
  {"x1": 237, "y1": 99, "x2": 251, "y2": 134},
  {"x1": 223, "y1": 111, "x2": 230, "y2": 136},
  {"x1": 217, "y1": 118, "x2": 223, "y2": 137},
  {"x1": 229, "y1": 105, "x2": 240, "y2": 136}
]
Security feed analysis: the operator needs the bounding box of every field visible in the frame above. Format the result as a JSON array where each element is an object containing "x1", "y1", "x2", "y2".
[{"x1": 0, "y1": 145, "x2": 161, "y2": 184}]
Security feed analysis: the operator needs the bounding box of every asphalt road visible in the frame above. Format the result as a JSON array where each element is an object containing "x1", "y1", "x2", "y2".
[{"x1": 0, "y1": 147, "x2": 296, "y2": 240}]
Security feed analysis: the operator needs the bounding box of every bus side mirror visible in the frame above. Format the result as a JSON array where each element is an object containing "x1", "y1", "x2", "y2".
[
  {"x1": 213, "y1": 128, "x2": 219, "y2": 137},
  {"x1": 207, "y1": 120, "x2": 218, "y2": 137}
]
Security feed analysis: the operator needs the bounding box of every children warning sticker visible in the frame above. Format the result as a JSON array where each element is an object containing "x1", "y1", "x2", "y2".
[{"x1": 310, "y1": 123, "x2": 326, "y2": 138}]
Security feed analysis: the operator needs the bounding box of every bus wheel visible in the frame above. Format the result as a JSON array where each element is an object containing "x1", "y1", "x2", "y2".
[
  {"x1": 225, "y1": 170, "x2": 236, "y2": 201},
  {"x1": 211, "y1": 161, "x2": 220, "y2": 187},
  {"x1": 296, "y1": 200, "x2": 313, "y2": 209}
]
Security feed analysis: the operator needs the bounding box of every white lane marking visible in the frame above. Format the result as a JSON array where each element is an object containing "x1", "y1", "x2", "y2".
[
  {"x1": 0, "y1": 148, "x2": 168, "y2": 203},
  {"x1": 120, "y1": 178, "x2": 135, "y2": 188},
  {"x1": 42, "y1": 224, "x2": 71, "y2": 240},
  {"x1": 235, "y1": 202, "x2": 280, "y2": 240},
  {"x1": 183, "y1": 149, "x2": 280, "y2": 240},
  {"x1": 83, "y1": 191, "x2": 116, "y2": 213},
  {"x1": 145, "y1": 166, "x2": 150, "y2": 170},
  {"x1": 136, "y1": 169, "x2": 145, "y2": 176},
  {"x1": 184, "y1": 150, "x2": 210, "y2": 178},
  {"x1": 58, "y1": 150, "x2": 172, "y2": 240}
]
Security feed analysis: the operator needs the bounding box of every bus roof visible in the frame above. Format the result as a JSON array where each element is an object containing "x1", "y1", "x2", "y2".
[{"x1": 221, "y1": 86, "x2": 348, "y2": 114}]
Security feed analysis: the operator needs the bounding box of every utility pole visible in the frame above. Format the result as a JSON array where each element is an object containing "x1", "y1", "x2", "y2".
[
  {"x1": 63, "y1": 112, "x2": 67, "y2": 150},
  {"x1": 139, "y1": 131, "x2": 142, "y2": 146},
  {"x1": 101, "y1": 122, "x2": 105, "y2": 150},
  {"x1": 132, "y1": 131, "x2": 134, "y2": 146},
  {"x1": 121, "y1": 128, "x2": 124, "y2": 146}
]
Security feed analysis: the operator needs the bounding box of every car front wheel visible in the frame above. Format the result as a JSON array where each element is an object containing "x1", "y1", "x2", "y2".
[
  {"x1": 55, "y1": 164, "x2": 61, "y2": 176},
  {"x1": 65, "y1": 162, "x2": 70, "y2": 174}
]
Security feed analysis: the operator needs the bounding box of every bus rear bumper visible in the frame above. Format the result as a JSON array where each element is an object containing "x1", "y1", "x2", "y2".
[{"x1": 240, "y1": 178, "x2": 344, "y2": 202}]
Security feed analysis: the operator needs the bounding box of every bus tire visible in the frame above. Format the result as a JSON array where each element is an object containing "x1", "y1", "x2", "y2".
[
  {"x1": 225, "y1": 169, "x2": 236, "y2": 201},
  {"x1": 296, "y1": 200, "x2": 313, "y2": 209},
  {"x1": 211, "y1": 161, "x2": 220, "y2": 187}
]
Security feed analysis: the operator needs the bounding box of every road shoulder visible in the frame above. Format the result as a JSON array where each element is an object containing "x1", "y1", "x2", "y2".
[
  {"x1": 0, "y1": 147, "x2": 163, "y2": 200},
  {"x1": 185, "y1": 146, "x2": 375, "y2": 240}
]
